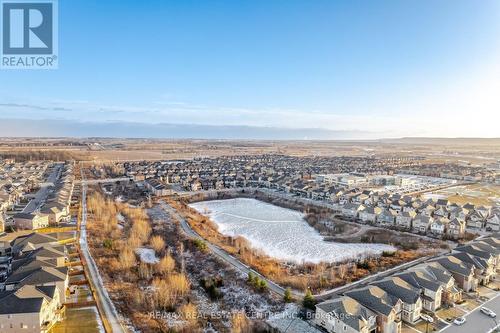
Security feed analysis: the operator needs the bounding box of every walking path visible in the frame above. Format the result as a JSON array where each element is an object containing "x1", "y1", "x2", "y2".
[{"x1": 79, "y1": 174, "x2": 126, "y2": 333}]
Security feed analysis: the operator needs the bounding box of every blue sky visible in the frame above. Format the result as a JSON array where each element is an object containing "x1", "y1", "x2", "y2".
[{"x1": 1, "y1": 0, "x2": 499, "y2": 138}]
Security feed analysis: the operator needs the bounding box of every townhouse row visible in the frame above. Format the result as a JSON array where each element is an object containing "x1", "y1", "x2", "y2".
[
  {"x1": 337, "y1": 197, "x2": 499, "y2": 239},
  {"x1": 0, "y1": 233, "x2": 70, "y2": 333},
  {"x1": 315, "y1": 236, "x2": 500, "y2": 333},
  {"x1": 7, "y1": 163, "x2": 75, "y2": 231}
]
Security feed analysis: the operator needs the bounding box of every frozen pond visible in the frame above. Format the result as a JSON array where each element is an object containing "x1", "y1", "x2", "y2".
[{"x1": 189, "y1": 198, "x2": 394, "y2": 264}]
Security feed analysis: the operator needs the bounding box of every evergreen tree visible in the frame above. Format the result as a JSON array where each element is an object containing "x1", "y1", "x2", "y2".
[
  {"x1": 284, "y1": 287, "x2": 293, "y2": 303},
  {"x1": 303, "y1": 289, "x2": 316, "y2": 310}
]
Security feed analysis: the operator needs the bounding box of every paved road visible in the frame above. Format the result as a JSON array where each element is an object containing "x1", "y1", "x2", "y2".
[
  {"x1": 23, "y1": 163, "x2": 63, "y2": 214},
  {"x1": 158, "y1": 201, "x2": 297, "y2": 298},
  {"x1": 315, "y1": 254, "x2": 438, "y2": 301},
  {"x1": 440, "y1": 293, "x2": 500, "y2": 333},
  {"x1": 75, "y1": 177, "x2": 133, "y2": 185},
  {"x1": 80, "y1": 177, "x2": 126, "y2": 333}
]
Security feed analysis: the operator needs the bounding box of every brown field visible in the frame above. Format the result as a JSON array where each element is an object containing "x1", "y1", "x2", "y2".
[
  {"x1": 0, "y1": 137, "x2": 498, "y2": 162},
  {"x1": 422, "y1": 184, "x2": 500, "y2": 206}
]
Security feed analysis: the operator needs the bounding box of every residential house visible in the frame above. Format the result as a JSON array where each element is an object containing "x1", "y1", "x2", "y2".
[
  {"x1": 435, "y1": 256, "x2": 478, "y2": 292},
  {"x1": 395, "y1": 211, "x2": 416, "y2": 230},
  {"x1": 342, "y1": 203, "x2": 365, "y2": 219},
  {"x1": 315, "y1": 296, "x2": 378, "y2": 333},
  {"x1": 394, "y1": 271, "x2": 443, "y2": 312},
  {"x1": 476, "y1": 206, "x2": 491, "y2": 220},
  {"x1": 449, "y1": 207, "x2": 469, "y2": 221},
  {"x1": 4, "y1": 266, "x2": 68, "y2": 302},
  {"x1": 486, "y1": 211, "x2": 500, "y2": 231},
  {"x1": 359, "y1": 207, "x2": 382, "y2": 224},
  {"x1": 0, "y1": 285, "x2": 62, "y2": 333},
  {"x1": 40, "y1": 203, "x2": 68, "y2": 225},
  {"x1": 372, "y1": 277, "x2": 422, "y2": 324},
  {"x1": 11, "y1": 233, "x2": 59, "y2": 256},
  {"x1": 451, "y1": 252, "x2": 493, "y2": 286},
  {"x1": 430, "y1": 218, "x2": 449, "y2": 236},
  {"x1": 433, "y1": 206, "x2": 449, "y2": 219},
  {"x1": 413, "y1": 262, "x2": 462, "y2": 305},
  {"x1": 446, "y1": 218, "x2": 465, "y2": 239},
  {"x1": 467, "y1": 211, "x2": 485, "y2": 229},
  {"x1": 13, "y1": 213, "x2": 49, "y2": 230},
  {"x1": 345, "y1": 286, "x2": 402, "y2": 333},
  {"x1": 378, "y1": 209, "x2": 396, "y2": 227},
  {"x1": 412, "y1": 215, "x2": 433, "y2": 234}
]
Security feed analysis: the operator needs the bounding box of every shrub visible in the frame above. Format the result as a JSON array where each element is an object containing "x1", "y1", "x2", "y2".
[
  {"x1": 193, "y1": 239, "x2": 208, "y2": 252},
  {"x1": 156, "y1": 254, "x2": 175, "y2": 276},
  {"x1": 401, "y1": 242, "x2": 418, "y2": 251},
  {"x1": 303, "y1": 289, "x2": 316, "y2": 310},
  {"x1": 201, "y1": 278, "x2": 222, "y2": 300},
  {"x1": 150, "y1": 235, "x2": 165, "y2": 254},
  {"x1": 178, "y1": 302, "x2": 198, "y2": 328},
  {"x1": 382, "y1": 251, "x2": 396, "y2": 257},
  {"x1": 284, "y1": 288, "x2": 293, "y2": 303},
  {"x1": 103, "y1": 239, "x2": 113, "y2": 249},
  {"x1": 357, "y1": 261, "x2": 371, "y2": 270},
  {"x1": 119, "y1": 248, "x2": 136, "y2": 270},
  {"x1": 258, "y1": 279, "x2": 268, "y2": 291}
]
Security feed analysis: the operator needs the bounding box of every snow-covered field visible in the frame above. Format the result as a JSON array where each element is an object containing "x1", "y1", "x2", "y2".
[
  {"x1": 135, "y1": 247, "x2": 160, "y2": 264},
  {"x1": 189, "y1": 198, "x2": 394, "y2": 264}
]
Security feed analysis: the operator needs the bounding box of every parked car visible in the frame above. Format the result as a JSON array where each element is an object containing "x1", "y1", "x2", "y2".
[
  {"x1": 453, "y1": 317, "x2": 466, "y2": 325},
  {"x1": 421, "y1": 314, "x2": 434, "y2": 323},
  {"x1": 480, "y1": 307, "x2": 497, "y2": 318}
]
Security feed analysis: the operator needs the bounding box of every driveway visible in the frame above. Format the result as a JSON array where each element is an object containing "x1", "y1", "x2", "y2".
[{"x1": 440, "y1": 293, "x2": 500, "y2": 333}]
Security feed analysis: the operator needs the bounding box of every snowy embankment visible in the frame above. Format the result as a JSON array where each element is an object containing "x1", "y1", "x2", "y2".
[{"x1": 190, "y1": 198, "x2": 395, "y2": 264}]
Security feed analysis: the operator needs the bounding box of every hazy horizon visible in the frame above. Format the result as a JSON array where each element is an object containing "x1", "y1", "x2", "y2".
[{"x1": 0, "y1": 118, "x2": 499, "y2": 140}]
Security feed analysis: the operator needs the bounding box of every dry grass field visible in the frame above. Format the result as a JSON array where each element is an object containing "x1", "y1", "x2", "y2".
[{"x1": 423, "y1": 184, "x2": 500, "y2": 206}]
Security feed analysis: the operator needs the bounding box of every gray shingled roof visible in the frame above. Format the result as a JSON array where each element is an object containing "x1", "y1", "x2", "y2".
[
  {"x1": 345, "y1": 286, "x2": 398, "y2": 317},
  {"x1": 0, "y1": 285, "x2": 56, "y2": 314},
  {"x1": 316, "y1": 296, "x2": 375, "y2": 331},
  {"x1": 372, "y1": 277, "x2": 421, "y2": 304}
]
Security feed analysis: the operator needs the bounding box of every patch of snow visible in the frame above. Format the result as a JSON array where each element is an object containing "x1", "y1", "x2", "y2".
[
  {"x1": 190, "y1": 198, "x2": 394, "y2": 264},
  {"x1": 116, "y1": 213, "x2": 125, "y2": 223},
  {"x1": 267, "y1": 304, "x2": 321, "y2": 333},
  {"x1": 135, "y1": 247, "x2": 160, "y2": 264},
  {"x1": 422, "y1": 193, "x2": 447, "y2": 200}
]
